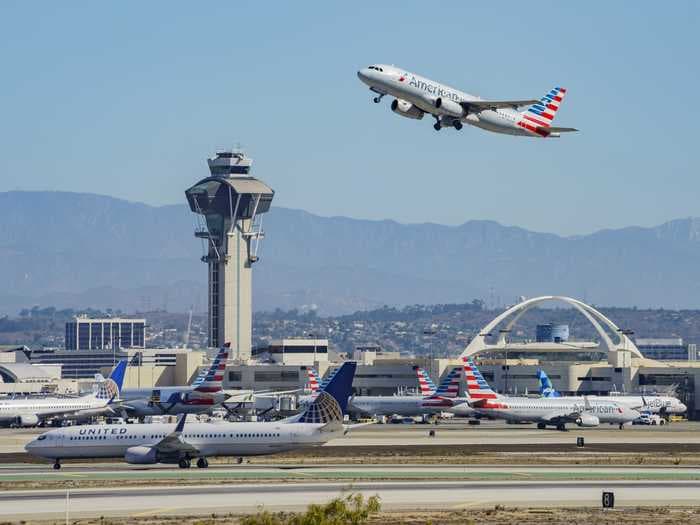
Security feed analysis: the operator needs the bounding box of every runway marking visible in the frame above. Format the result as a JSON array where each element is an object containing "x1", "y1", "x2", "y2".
[
  {"x1": 451, "y1": 500, "x2": 491, "y2": 509},
  {"x1": 131, "y1": 507, "x2": 177, "y2": 517}
]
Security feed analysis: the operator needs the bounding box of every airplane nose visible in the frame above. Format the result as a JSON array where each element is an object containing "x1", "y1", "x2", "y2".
[{"x1": 357, "y1": 68, "x2": 369, "y2": 83}]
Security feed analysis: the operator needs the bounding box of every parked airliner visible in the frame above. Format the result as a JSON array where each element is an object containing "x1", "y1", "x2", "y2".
[
  {"x1": 349, "y1": 366, "x2": 462, "y2": 417},
  {"x1": 26, "y1": 362, "x2": 357, "y2": 470},
  {"x1": 536, "y1": 369, "x2": 687, "y2": 415},
  {"x1": 463, "y1": 360, "x2": 639, "y2": 430},
  {"x1": 119, "y1": 345, "x2": 230, "y2": 417},
  {"x1": 0, "y1": 360, "x2": 126, "y2": 427},
  {"x1": 357, "y1": 64, "x2": 578, "y2": 137}
]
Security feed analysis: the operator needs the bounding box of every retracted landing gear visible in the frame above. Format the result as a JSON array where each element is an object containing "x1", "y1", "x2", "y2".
[
  {"x1": 53, "y1": 459, "x2": 61, "y2": 470},
  {"x1": 196, "y1": 457, "x2": 209, "y2": 469},
  {"x1": 178, "y1": 458, "x2": 191, "y2": 469}
]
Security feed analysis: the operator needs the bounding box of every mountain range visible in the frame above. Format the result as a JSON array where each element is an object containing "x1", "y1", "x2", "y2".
[{"x1": 0, "y1": 191, "x2": 698, "y2": 315}]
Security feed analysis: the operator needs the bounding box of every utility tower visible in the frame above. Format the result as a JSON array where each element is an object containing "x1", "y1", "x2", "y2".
[{"x1": 185, "y1": 150, "x2": 274, "y2": 359}]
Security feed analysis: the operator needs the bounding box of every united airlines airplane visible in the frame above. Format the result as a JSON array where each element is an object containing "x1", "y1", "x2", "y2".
[
  {"x1": 357, "y1": 64, "x2": 578, "y2": 137},
  {"x1": 0, "y1": 360, "x2": 126, "y2": 427},
  {"x1": 26, "y1": 362, "x2": 357, "y2": 470}
]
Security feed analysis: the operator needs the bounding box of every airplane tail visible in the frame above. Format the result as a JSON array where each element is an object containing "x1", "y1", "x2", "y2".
[
  {"x1": 427, "y1": 366, "x2": 461, "y2": 399},
  {"x1": 462, "y1": 358, "x2": 499, "y2": 401},
  {"x1": 517, "y1": 87, "x2": 572, "y2": 136},
  {"x1": 414, "y1": 366, "x2": 437, "y2": 396},
  {"x1": 193, "y1": 343, "x2": 230, "y2": 394},
  {"x1": 537, "y1": 369, "x2": 561, "y2": 398},
  {"x1": 297, "y1": 361, "x2": 357, "y2": 424},
  {"x1": 96, "y1": 360, "x2": 127, "y2": 400},
  {"x1": 305, "y1": 367, "x2": 320, "y2": 393}
]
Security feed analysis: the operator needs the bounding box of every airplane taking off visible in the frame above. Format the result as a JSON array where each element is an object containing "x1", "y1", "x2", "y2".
[
  {"x1": 0, "y1": 360, "x2": 126, "y2": 427},
  {"x1": 536, "y1": 369, "x2": 687, "y2": 415},
  {"x1": 26, "y1": 362, "x2": 358, "y2": 470},
  {"x1": 357, "y1": 64, "x2": 578, "y2": 138}
]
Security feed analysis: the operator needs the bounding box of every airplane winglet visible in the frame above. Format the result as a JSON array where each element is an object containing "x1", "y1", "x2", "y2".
[{"x1": 174, "y1": 413, "x2": 187, "y2": 434}]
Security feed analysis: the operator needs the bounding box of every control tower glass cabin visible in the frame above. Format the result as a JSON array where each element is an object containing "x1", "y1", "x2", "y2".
[{"x1": 185, "y1": 150, "x2": 274, "y2": 359}]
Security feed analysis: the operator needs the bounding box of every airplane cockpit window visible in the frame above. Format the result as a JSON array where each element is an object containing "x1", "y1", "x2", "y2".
[
  {"x1": 38, "y1": 435, "x2": 47, "y2": 441},
  {"x1": 367, "y1": 66, "x2": 384, "y2": 72}
]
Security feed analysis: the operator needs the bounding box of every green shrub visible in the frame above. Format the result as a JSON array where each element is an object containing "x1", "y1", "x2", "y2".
[{"x1": 240, "y1": 493, "x2": 381, "y2": 525}]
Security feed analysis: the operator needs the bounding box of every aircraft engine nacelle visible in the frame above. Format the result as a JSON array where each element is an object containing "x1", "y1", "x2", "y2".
[
  {"x1": 575, "y1": 413, "x2": 600, "y2": 427},
  {"x1": 125, "y1": 445, "x2": 158, "y2": 464},
  {"x1": 391, "y1": 99, "x2": 424, "y2": 120},
  {"x1": 17, "y1": 414, "x2": 39, "y2": 427},
  {"x1": 434, "y1": 97, "x2": 465, "y2": 118}
]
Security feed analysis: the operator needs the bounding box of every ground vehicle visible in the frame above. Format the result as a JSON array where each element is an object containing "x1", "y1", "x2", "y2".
[{"x1": 633, "y1": 412, "x2": 665, "y2": 426}]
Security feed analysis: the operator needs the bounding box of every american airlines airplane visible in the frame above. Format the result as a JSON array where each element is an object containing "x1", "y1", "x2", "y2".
[
  {"x1": 0, "y1": 360, "x2": 126, "y2": 427},
  {"x1": 357, "y1": 64, "x2": 578, "y2": 137},
  {"x1": 25, "y1": 362, "x2": 357, "y2": 470},
  {"x1": 463, "y1": 360, "x2": 639, "y2": 431},
  {"x1": 349, "y1": 366, "x2": 462, "y2": 417},
  {"x1": 536, "y1": 369, "x2": 687, "y2": 416},
  {"x1": 119, "y1": 345, "x2": 230, "y2": 417}
]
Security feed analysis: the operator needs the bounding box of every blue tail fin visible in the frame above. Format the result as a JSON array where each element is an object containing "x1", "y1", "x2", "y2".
[
  {"x1": 97, "y1": 360, "x2": 127, "y2": 399},
  {"x1": 537, "y1": 369, "x2": 561, "y2": 398},
  {"x1": 297, "y1": 361, "x2": 356, "y2": 423}
]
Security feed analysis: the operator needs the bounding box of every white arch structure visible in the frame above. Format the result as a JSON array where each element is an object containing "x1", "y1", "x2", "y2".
[{"x1": 460, "y1": 295, "x2": 643, "y2": 359}]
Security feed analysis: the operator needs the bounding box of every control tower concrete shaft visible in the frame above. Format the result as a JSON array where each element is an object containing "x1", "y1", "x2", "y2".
[{"x1": 185, "y1": 150, "x2": 274, "y2": 359}]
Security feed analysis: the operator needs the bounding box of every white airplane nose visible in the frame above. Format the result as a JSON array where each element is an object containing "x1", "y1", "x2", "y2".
[{"x1": 357, "y1": 68, "x2": 370, "y2": 83}]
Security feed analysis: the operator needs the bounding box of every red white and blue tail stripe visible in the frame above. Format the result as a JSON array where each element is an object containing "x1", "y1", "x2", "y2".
[
  {"x1": 462, "y1": 358, "x2": 499, "y2": 401},
  {"x1": 517, "y1": 86, "x2": 567, "y2": 136},
  {"x1": 306, "y1": 368, "x2": 321, "y2": 393},
  {"x1": 428, "y1": 366, "x2": 461, "y2": 399},
  {"x1": 193, "y1": 343, "x2": 229, "y2": 394},
  {"x1": 414, "y1": 366, "x2": 437, "y2": 396}
]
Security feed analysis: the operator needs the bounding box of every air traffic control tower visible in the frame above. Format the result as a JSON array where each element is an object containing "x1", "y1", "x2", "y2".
[{"x1": 185, "y1": 150, "x2": 274, "y2": 359}]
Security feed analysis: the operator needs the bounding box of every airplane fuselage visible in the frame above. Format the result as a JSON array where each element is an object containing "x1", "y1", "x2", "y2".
[
  {"x1": 25, "y1": 420, "x2": 339, "y2": 460},
  {"x1": 349, "y1": 395, "x2": 452, "y2": 417},
  {"x1": 358, "y1": 65, "x2": 532, "y2": 136}
]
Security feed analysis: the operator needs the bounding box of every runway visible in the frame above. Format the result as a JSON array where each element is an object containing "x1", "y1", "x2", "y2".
[{"x1": 1, "y1": 479, "x2": 699, "y2": 519}]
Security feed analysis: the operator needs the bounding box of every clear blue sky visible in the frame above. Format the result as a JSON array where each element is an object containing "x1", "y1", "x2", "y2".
[{"x1": 1, "y1": 1, "x2": 697, "y2": 235}]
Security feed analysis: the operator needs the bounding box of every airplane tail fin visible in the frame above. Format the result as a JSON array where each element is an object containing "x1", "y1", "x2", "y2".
[
  {"x1": 297, "y1": 361, "x2": 356, "y2": 424},
  {"x1": 305, "y1": 367, "x2": 320, "y2": 393},
  {"x1": 414, "y1": 366, "x2": 437, "y2": 396},
  {"x1": 518, "y1": 87, "x2": 568, "y2": 134},
  {"x1": 193, "y1": 343, "x2": 230, "y2": 394},
  {"x1": 537, "y1": 369, "x2": 561, "y2": 398},
  {"x1": 427, "y1": 367, "x2": 461, "y2": 399},
  {"x1": 462, "y1": 358, "x2": 499, "y2": 401},
  {"x1": 96, "y1": 360, "x2": 127, "y2": 399}
]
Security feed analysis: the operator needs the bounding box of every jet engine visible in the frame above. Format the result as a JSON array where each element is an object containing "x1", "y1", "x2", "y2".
[
  {"x1": 17, "y1": 414, "x2": 39, "y2": 427},
  {"x1": 575, "y1": 413, "x2": 600, "y2": 427},
  {"x1": 434, "y1": 97, "x2": 466, "y2": 118},
  {"x1": 125, "y1": 445, "x2": 158, "y2": 464},
  {"x1": 391, "y1": 99, "x2": 424, "y2": 120}
]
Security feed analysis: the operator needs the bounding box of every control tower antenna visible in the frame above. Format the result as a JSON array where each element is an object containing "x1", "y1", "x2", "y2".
[{"x1": 185, "y1": 149, "x2": 274, "y2": 359}]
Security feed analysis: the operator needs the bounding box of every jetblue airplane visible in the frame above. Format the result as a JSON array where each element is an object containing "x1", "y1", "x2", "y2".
[
  {"x1": 357, "y1": 64, "x2": 578, "y2": 137},
  {"x1": 119, "y1": 345, "x2": 230, "y2": 417},
  {"x1": 0, "y1": 360, "x2": 126, "y2": 427},
  {"x1": 463, "y1": 359, "x2": 639, "y2": 430},
  {"x1": 26, "y1": 362, "x2": 357, "y2": 470},
  {"x1": 536, "y1": 369, "x2": 687, "y2": 415}
]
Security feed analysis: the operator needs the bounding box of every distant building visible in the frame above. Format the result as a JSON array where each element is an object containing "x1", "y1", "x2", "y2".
[
  {"x1": 636, "y1": 338, "x2": 692, "y2": 361},
  {"x1": 65, "y1": 317, "x2": 145, "y2": 350},
  {"x1": 252, "y1": 338, "x2": 328, "y2": 365},
  {"x1": 535, "y1": 324, "x2": 570, "y2": 343}
]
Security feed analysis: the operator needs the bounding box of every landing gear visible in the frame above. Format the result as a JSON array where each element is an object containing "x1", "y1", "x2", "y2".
[
  {"x1": 433, "y1": 122, "x2": 442, "y2": 131},
  {"x1": 453, "y1": 120, "x2": 463, "y2": 131},
  {"x1": 178, "y1": 458, "x2": 191, "y2": 469},
  {"x1": 556, "y1": 423, "x2": 567, "y2": 432},
  {"x1": 196, "y1": 457, "x2": 209, "y2": 469},
  {"x1": 619, "y1": 423, "x2": 624, "y2": 430},
  {"x1": 53, "y1": 459, "x2": 61, "y2": 470},
  {"x1": 237, "y1": 457, "x2": 244, "y2": 465},
  {"x1": 537, "y1": 422, "x2": 546, "y2": 430},
  {"x1": 373, "y1": 94, "x2": 384, "y2": 103}
]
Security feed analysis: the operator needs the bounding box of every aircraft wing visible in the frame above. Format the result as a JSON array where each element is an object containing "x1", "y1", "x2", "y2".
[
  {"x1": 461, "y1": 99, "x2": 540, "y2": 111},
  {"x1": 153, "y1": 414, "x2": 198, "y2": 455},
  {"x1": 539, "y1": 409, "x2": 581, "y2": 424}
]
